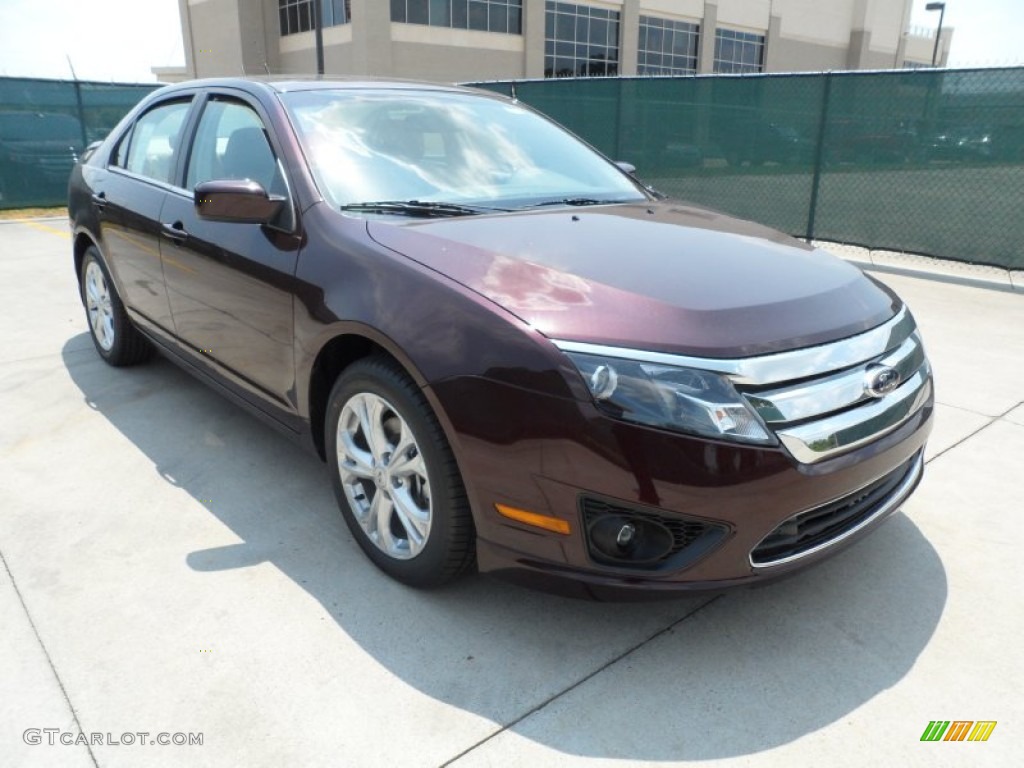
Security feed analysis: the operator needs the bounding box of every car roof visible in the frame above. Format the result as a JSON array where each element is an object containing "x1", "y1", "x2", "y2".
[{"x1": 157, "y1": 76, "x2": 491, "y2": 98}]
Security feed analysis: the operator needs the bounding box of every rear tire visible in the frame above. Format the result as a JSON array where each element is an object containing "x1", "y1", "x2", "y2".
[
  {"x1": 79, "y1": 246, "x2": 152, "y2": 366},
  {"x1": 326, "y1": 356, "x2": 475, "y2": 587}
]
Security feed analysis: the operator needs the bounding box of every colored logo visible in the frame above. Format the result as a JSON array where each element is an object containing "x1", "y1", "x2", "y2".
[{"x1": 920, "y1": 721, "x2": 997, "y2": 742}]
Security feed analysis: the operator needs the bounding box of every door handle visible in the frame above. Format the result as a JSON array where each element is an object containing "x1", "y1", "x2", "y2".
[
  {"x1": 161, "y1": 221, "x2": 189, "y2": 244},
  {"x1": 91, "y1": 191, "x2": 107, "y2": 211}
]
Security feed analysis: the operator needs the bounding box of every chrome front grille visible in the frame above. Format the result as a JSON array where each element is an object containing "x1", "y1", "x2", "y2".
[
  {"x1": 735, "y1": 308, "x2": 931, "y2": 463},
  {"x1": 745, "y1": 332, "x2": 926, "y2": 424}
]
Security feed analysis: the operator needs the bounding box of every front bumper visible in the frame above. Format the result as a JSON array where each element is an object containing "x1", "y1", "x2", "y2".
[{"x1": 432, "y1": 374, "x2": 933, "y2": 600}]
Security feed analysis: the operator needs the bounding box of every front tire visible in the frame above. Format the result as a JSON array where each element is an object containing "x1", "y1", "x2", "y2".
[
  {"x1": 326, "y1": 357, "x2": 475, "y2": 587},
  {"x1": 79, "y1": 246, "x2": 152, "y2": 366}
]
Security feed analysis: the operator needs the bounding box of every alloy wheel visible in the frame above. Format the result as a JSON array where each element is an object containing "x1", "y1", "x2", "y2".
[
  {"x1": 336, "y1": 392, "x2": 432, "y2": 560},
  {"x1": 84, "y1": 260, "x2": 115, "y2": 351}
]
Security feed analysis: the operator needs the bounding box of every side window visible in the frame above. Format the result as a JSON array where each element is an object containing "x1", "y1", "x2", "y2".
[
  {"x1": 185, "y1": 99, "x2": 283, "y2": 196},
  {"x1": 124, "y1": 100, "x2": 192, "y2": 184}
]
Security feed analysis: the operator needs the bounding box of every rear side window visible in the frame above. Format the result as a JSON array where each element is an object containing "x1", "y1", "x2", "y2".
[{"x1": 123, "y1": 100, "x2": 192, "y2": 184}]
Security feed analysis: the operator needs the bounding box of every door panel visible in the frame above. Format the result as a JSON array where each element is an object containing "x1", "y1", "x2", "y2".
[
  {"x1": 82, "y1": 164, "x2": 169, "y2": 330},
  {"x1": 162, "y1": 97, "x2": 299, "y2": 411},
  {"x1": 97, "y1": 98, "x2": 195, "y2": 330}
]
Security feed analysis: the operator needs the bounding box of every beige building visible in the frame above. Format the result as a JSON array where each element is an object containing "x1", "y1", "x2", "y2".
[{"x1": 165, "y1": 0, "x2": 953, "y2": 83}]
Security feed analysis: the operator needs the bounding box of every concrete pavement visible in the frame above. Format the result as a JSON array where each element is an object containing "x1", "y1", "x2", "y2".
[{"x1": 1, "y1": 219, "x2": 1020, "y2": 767}]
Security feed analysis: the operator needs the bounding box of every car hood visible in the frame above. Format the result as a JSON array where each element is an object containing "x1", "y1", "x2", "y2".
[{"x1": 366, "y1": 201, "x2": 899, "y2": 358}]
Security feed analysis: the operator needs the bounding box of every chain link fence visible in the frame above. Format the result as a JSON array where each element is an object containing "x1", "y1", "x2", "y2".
[
  {"x1": 5, "y1": 71, "x2": 1021, "y2": 269},
  {"x1": 0, "y1": 76, "x2": 158, "y2": 210},
  {"x1": 471, "y1": 68, "x2": 1024, "y2": 270}
]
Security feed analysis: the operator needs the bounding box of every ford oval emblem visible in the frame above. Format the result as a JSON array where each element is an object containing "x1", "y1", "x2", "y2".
[{"x1": 864, "y1": 365, "x2": 901, "y2": 398}]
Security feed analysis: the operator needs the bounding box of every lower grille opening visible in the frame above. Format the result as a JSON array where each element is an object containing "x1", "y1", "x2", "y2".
[
  {"x1": 751, "y1": 452, "x2": 920, "y2": 566},
  {"x1": 581, "y1": 496, "x2": 729, "y2": 571}
]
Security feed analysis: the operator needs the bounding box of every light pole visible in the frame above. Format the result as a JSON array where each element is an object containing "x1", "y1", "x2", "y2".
[
  {"x1": 926, "y1": 2, "x2": 946, "y2": 67},
  {"x1": 313, "y1": 0, "x2": 325, "y2": 76}
]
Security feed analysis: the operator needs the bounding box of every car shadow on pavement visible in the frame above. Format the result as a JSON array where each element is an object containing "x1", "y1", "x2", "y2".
[{"x1": 62, "y1": 336, "x2": 948, "y2": 761}]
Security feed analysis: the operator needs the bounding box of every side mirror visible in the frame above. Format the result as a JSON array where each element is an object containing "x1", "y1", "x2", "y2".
[
  {"x1": 615, "y1": 161, "x2": 637, "y2": 175},
  {"x1": 194, "y1": 179, "x2": 285, "y2": 224}
]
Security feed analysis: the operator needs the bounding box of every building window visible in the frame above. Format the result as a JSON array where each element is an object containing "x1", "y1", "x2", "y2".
[
  {"x1": 713, "y1": 28, "x2": 764, "y2": 74},
  {"x1": 390, "y1": 1, "x2": 523, "y2": 35},
  {"x1": 544, "y1": 1, "x2": 620, "y2": 78},
  {"x1": 279, "y1": 0, "x2": 350, "y2": 37},
  {"x1": 638, "y1": 16, "x2": 699, "y2": 75}
]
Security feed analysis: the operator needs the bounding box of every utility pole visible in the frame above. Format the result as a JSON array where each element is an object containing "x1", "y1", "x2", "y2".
[{"x1": 313, "y1": 0, "x2": 325, "y2": 76}]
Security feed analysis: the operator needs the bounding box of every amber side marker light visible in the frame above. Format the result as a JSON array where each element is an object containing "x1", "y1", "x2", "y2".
[{"x1": 495, "y1": 504, "x2": 571, "y2": 535}]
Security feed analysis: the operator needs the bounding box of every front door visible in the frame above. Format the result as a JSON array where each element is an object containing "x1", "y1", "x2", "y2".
[{"x1": 161, "y1": 95, "x2": 300, "y2": 417}]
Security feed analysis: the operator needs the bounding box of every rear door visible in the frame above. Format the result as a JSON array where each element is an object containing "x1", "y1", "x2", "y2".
[
  {"x1": 97, "y1": 97, "x2": 195, "y2": 332},
  {"x1": 160, "y1": 92, "x2": 301, "y2": 420}
]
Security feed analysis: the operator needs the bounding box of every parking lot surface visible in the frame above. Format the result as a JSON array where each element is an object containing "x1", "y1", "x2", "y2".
[{"x1": 1, "y1": 219, "x2": 1021, "y2": 767}]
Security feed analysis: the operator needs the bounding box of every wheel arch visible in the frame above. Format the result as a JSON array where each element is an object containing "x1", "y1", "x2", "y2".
[
  {"x1": 73, "y1": 230, "x2": 98, "y2": 291},
  {"x1": 306, "y1": 327, "x2": 457, "y2": 466}
]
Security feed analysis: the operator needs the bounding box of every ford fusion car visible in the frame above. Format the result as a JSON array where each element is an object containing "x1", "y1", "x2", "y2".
[{"x1": 67, "y1": 79, "x2": 933, "y2": 598}]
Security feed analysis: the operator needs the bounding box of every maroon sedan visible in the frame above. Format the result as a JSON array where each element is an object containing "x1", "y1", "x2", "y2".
[{"x1": 68, "y1": 79, "x2": 932, "y2": 598}]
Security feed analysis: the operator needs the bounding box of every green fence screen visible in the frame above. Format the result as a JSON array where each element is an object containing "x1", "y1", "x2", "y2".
[
  {"x1": 0, "y1": 76, "x2": 158, "y2": 210},
  {"x1": 4, "y1": 71, "x2": 1022, "y2": 269},
  {"x1": 471, "y1": 68, "x2": 1024, "y2": 270}
]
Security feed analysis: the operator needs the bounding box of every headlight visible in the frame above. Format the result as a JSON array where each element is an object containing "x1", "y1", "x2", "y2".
[{"x1": 565, "y1": 352, "x2": 776, "y2": 445}]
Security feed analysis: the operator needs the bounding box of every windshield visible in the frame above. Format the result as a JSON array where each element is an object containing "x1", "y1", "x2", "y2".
[{"x1": 280, "y1": 89, "x2": 646, "y2": 210}]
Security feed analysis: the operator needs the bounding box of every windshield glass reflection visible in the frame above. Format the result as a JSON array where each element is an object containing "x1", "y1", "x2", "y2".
[{"x1": 281, "y1": 89, "x2": 645, "y2": 209}]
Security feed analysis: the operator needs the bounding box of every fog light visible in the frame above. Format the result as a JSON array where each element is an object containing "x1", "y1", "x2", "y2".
[{"x1": 588, "y1": 514, "x2": 673, "y2": 564}]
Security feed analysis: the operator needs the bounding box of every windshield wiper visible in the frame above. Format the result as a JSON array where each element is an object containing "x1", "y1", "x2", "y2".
[
  {"x1": 339, "y1": 200, "x2": 509, "y2": 217},
  {"x1": 522, "y1": 197, "x2": 625, "y2": 209}
]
